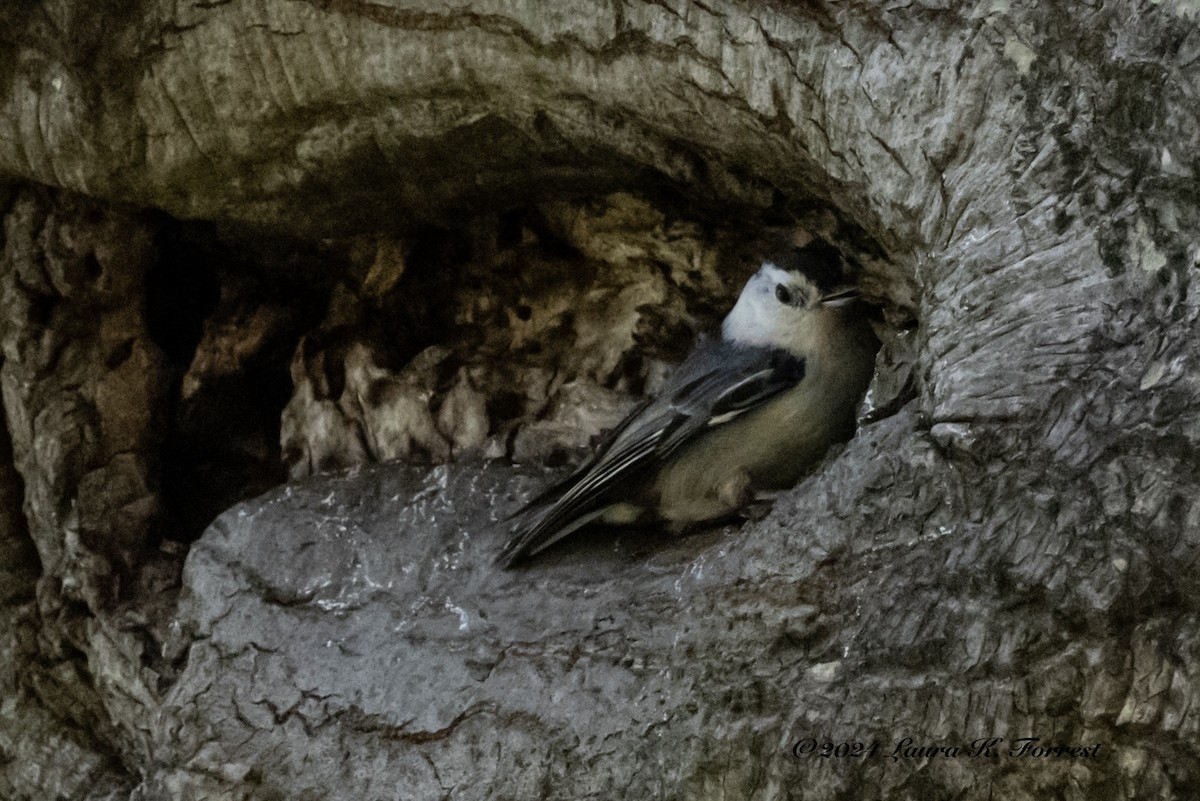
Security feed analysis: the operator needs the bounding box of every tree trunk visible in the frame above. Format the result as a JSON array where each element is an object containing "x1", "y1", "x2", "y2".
[{"x1": 1, "y1": 0, "x2": 1198, "y2": 799}]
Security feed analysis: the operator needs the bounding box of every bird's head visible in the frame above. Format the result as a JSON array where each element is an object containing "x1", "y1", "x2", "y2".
[{"x1": 721, "y1": 242, "x2": 860, "y2": 356}]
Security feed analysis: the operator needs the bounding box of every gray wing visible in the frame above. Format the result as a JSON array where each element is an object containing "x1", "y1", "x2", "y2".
[{"x1": 498, "y1": 341, "x2": 805, "y2": 566}]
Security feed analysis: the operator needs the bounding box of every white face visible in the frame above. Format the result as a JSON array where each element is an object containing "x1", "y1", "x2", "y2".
[{"x1": 721, "y1": 262, "x2": 824, "y2": 352}]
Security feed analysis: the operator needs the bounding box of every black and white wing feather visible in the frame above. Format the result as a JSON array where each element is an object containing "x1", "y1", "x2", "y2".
[{"x1": 498, "y1": 341, "x2": 805, "y2": 566}]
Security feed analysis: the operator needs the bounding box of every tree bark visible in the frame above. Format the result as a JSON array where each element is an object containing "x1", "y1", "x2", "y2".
[{"x1": 1, "y1": 0, "x2": 1199, "y2": 799}]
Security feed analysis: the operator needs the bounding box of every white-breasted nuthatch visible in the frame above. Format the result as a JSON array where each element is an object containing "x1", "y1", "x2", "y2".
[{"x1": 498, "y1": 241, "x2": 879, "y2": 567}]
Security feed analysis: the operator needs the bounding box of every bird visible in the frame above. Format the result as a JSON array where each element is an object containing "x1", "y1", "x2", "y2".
[{"x1": 497, "y1": 241, "x2": 879, "y2": 567}]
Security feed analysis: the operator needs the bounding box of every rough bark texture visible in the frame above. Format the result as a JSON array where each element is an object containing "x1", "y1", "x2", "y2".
[{"x1": 1, "y1": 0, "x2": 1198, "y2": 799}]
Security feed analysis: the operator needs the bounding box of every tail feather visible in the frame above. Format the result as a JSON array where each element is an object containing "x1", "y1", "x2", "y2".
[{"x1": 497, "y1": 505, "x2": 611, "y2": 568}]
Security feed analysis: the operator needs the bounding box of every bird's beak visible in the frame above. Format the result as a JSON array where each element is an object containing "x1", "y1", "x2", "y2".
[{"x1": 819, "y1": 286, "x2": 860, "y2": 307}]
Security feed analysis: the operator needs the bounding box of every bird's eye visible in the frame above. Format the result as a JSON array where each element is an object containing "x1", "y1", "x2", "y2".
[{"x1": 774, "y1": 284, "x2": 793, "y2": 305}]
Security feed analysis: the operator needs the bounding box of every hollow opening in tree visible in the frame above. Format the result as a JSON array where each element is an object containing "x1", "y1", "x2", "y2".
[{"x1": 141, "y1": 185, "x2": 913, "y2": 558}]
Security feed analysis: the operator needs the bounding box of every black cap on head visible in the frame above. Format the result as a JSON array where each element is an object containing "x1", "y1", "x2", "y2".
[{"x1": 770, "y1": 241, "x2": 845, "y2": 295}]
